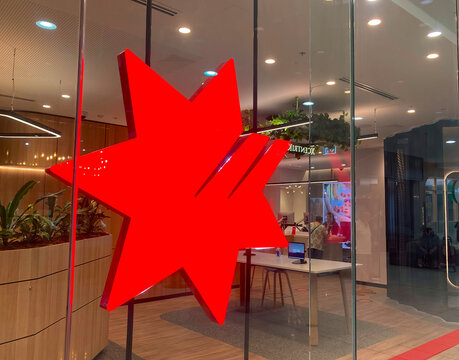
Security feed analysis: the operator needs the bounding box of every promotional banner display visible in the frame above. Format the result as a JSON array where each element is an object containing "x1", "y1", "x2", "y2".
[
  {"x1": 46, "y1": 50, "x2": 290, "y2": 325},
  {"x1": 323, "y1": 182, "x2": 351, "y2": 244}
]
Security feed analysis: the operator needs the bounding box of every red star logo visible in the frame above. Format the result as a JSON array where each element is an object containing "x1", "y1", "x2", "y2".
[{"x1": 46, "y1": 49, "x2": 289, "y2": 324}]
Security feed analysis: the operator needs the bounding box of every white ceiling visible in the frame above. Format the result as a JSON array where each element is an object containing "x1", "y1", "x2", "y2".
[{"x1": 0, "y1": 0, "x2": 457, "y2": 145}]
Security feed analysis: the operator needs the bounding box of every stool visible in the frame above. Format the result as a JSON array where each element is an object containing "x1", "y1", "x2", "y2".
[
  {"x1": 251, "y1": 265, "x2": 270, "y2": 290},
  {"x1": 261, "y1": 267, "x2": 296, "y2": 309}
]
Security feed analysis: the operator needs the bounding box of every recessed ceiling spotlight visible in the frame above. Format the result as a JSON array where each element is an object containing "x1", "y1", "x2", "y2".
[
  {"x1": 344, "y1": 90, "x2": 351, "y2": 94},
  {"x1": 446, "y1": 140, "x2": 456, "y2": 144},
  {"x1": 407, "y1": 109, "x2": 416, "y2": 113},
  {"x1": 178, "y1": 27, "x2": 191, "y2": 34},
  {"x1": 265, "y1": 58, "x2": 276, "y2": 64},
  {"x1": 326, "y1": 81, "x2": 336, "y2": 86},
  {"x1": 25, "y1": 142, "x2": 30, "y2": 146},
  {"x1": 368, "y1": 18, "x2": 382, "y2": 26},
  {"x1": 42, "y1": 104, "x2": 51, "y2": 109},
  {"x1": 61, "y1": 94, "x2": 70, "y2": 99},
  {"x1": 36, "y1": 20, "x2": 57, "y2": 30},
  {"x1": 426, "y1": 53, "x2": 439, "y2": 59},
  {"x1": 427, "y1": 31, "x2": 441, "y2": 38},
  {"x1": 303, "y1": 101, "x2": 314, "y2": 106},
  {"x1": 204, "y1": 70, "x2": 217, "y2": 76},
  {"x1": 354, "y1": 117, "x2": 363, "y2": 120}
]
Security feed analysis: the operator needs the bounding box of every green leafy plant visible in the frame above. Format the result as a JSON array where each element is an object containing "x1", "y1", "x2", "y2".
[
  {"x1": 266, "y1": 111, "x2": 358, "y2": 149},
  {"x1": 0, "y1": 181, "x2": 108, "y2": 247},
  {"x1": 0, "y1": 180, "x2": 37, "y2": 245},
  {"x1": 242, "y1": 98, "x2": 360, "y2": 150},
  {"x1": 77, "y1": 197, "x2": 108, "y2": 237}
]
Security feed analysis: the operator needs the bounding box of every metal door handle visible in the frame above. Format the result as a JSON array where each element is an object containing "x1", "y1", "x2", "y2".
[{"x1": 443, "y1": 171, "x2": 459, "y2": 289}]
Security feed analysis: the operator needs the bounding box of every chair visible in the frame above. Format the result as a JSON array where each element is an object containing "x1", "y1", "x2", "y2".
[
  {"x1": 251, "y1": 265, "x2": 270, "y2": 290},
  {"x1": 261, "y1": 267, "x2": 296, "y2": 309}
]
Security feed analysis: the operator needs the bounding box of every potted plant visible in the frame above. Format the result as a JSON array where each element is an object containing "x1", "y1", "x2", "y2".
[
  {"x1": 242, "y1": 98, "x2": 360, "y2": 158},
  {"x1": 0, "y1": 181, "x2": 112, "y2": 360}
]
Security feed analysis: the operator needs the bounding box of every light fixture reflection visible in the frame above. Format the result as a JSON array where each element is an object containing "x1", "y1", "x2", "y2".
[
  {"x1": 204, "y1": 70, "x2": 217, "y2": 76},
  {"x1": 427, "y1": 31, "x2": 441, "y2": 38},
  {"x1": 426, "y1": 53, "x2": 439, "y2": 59},
  {"x1": 178, "y1": 27, "x2": 191, "y2": 34},
  {"x1": 368, "y1": 19, "x2": 382, "y2": 26},
  {"x1": 36, "y1": 20, "x2": 57, "y2": 30}
]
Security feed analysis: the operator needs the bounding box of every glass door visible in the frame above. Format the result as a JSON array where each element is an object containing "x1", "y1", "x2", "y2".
[{"x1": 354, "y1": 0, "x2": 459, "y2": 358}]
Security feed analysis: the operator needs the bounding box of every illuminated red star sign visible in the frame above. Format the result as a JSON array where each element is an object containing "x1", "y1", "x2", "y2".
[{"x1": 46, "y1": 49, "x2": 290, "y2": 325}]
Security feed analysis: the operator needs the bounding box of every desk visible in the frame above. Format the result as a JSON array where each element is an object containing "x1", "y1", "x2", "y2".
[{"x1": 237, "y1": 251, "x2": 352, "y2": 345}]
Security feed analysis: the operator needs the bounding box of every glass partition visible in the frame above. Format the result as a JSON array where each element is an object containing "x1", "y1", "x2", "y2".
[
  {"x1": 354, "y1": 0, "x2": 459, "y2": 358},
  {"x1": 0, "y1": 0, "x2": 80, "y2": 358}
]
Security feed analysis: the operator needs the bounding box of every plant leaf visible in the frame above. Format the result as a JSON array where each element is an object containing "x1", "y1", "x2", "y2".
[{"x1": 5, "y1": 180, "x2": 37, "y2": 226}]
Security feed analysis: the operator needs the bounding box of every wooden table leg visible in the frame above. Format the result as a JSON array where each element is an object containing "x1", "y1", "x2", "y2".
[
  {"x1": 310, "y1": 273, "x2": 319, "y2": 346},
  {"x1": 240, "y1": 263, "x2": 246, "y2": 306},
  {"x1": 339, "y1": 270, "x2": 351, "y2": 332}
]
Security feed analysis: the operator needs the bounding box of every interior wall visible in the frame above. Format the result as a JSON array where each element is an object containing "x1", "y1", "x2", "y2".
[
  {"x1": 0, "y1": 111, "x2": 127, "y2": 248},
  {"x1": 355, "y1": 146, "x2": 387, "y2": 285}
]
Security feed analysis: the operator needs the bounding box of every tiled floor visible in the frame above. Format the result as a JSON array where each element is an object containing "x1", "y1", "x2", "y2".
[{"x1": 108, "y1": 269, "x2": 459, "y2": 360}]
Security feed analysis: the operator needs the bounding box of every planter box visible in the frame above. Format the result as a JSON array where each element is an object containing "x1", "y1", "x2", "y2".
[{"x1": 0, "y1": 234, "x2": 112, "y2": 359}]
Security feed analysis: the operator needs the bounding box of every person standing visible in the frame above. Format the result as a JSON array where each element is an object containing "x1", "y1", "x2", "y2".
[
  {"x1": 324, "y1": 212, "x2": 339, "y2": 236},
  {"x1": 308, "y1": 215, "x2": 327, "y2": 259}
]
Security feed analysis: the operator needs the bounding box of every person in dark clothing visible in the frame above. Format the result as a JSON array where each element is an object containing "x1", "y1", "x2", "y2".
[{"x1": 417, "y1": 227, "x2": 440, "y2": 268}]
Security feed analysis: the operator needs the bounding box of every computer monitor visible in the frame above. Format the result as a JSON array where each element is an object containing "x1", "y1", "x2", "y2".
[{"x1": 288, "y1": 242, "x2": 306, "y2": 264}]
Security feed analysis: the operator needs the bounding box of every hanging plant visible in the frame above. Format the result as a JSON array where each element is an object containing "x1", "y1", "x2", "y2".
[
  {"x1": 242, "y1": 98, "x2": 360, "y2": 151},
  {"x1": 265, "y1": 110, "x2": 358, "y2": 150}
]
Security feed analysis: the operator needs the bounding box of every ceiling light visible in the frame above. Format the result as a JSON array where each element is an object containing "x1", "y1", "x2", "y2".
[
  {"x1": 265, "y1": 58, "x2": 276, "y2": 64},
  {"x1": 204, "y1": 70, "x2": 217, "y2": 76},
  {"x1": 61, "y1": 94, "x2": 70, "y2": 99},
  {"x1": 178, "y1": 27, "x2": 191, "y2": 34},
  {"x1": 344, "y1": 90, "x2": 350, "y2": 94},
  {"x1": 0, "y1": 110, "x2": 61, "y2": 138},
  {"x1": 303, "y1": 101, "x2": 314, "y2": 106},
  {"x1": 354, "y1": 117, "x2": 363, "y2": 120},
  {"x1": 42, "y1": 104, "x2": 51, "y2": 109},
  {"x1": 368, "y1": 19, "x2": 382, "y2": 26},
  {"x1": 25, "y1": 142, "x2": 30, "y2": 146},
  {"x1": 358, "y1": 133, "x2": 378, "y2": 141},
  {"x1": 446, "y1": 140, "x2": 456, "y2": 144},
  {"x1": 427, "y1": 31, "x2": 441, "y2": 38},
  {"x1": 36, "y1": 20, "x2": 57, "y2": 30},
  {"x1": 407, "y1": 109, "x2": 416, "y2": 113},
  {"x1": 426, "y1": 53, "x2": 439, "y2": 59},
  {"x1": 240, "y1": 119, "x2": 312, "y2": 137},
  {"x1": 326, "y1": 81, "x2": 336, "y2": 86},
  {"x1": 341, "y1": 163, "x2": 346, "y2": 167}
]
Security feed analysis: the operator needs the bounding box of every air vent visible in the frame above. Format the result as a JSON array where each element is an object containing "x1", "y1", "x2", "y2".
[
  {"x1": 339, "y1": 77, "x2": 398, "y2": 100},
  {"x1": 130, "y1": 0, "x2": 179, "y2": 16}
]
